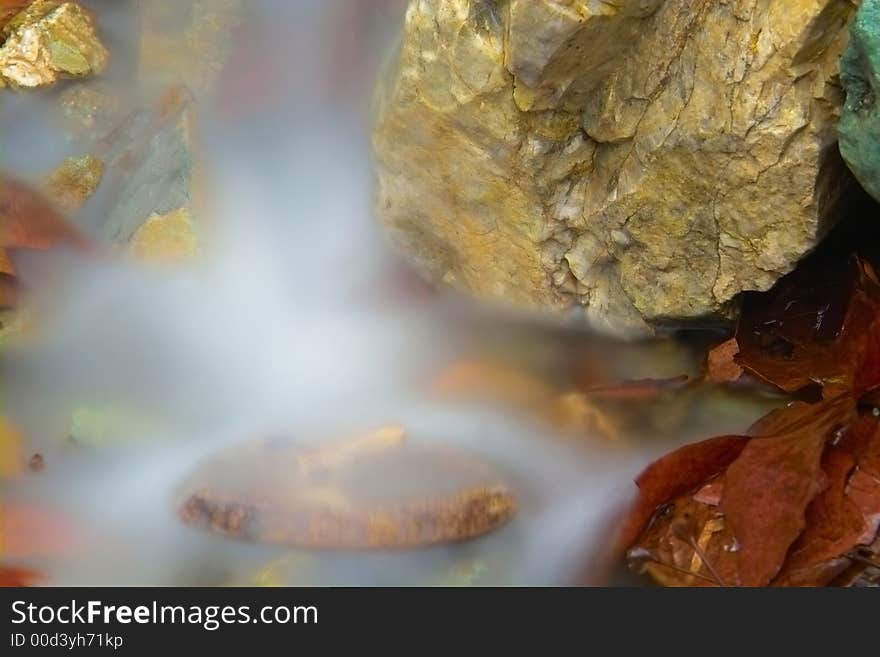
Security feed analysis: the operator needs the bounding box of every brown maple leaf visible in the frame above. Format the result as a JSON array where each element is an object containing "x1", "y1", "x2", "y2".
[
  {"x1": 628, "y1": 491, "x2": 738, "y2": 587},
  {"x1": 1, "y1": 176, "x2": 88, "y2": 253},
  {"x1": 0, "y1": 176, "x2": 91, "y2": 308},
  {"x1": 0, "y1": 565, "x2": 43, "y2": 587},
  {"x1": 734, "y1": 257, "x2": 880, "y2": 397},
  {"x1": 579, "y1": 376, "x2": 691, "y2": 402},
  {"x1": 0, "y1": 502, "x2": 80, "y2": 558},
  {"x1": 771, "y1": 448, "x2": 865, "y2": 586},
  {"x1": 706, "y1": 338, "x2": 743, "y2": 384},
  {"x1": 618, "y1": 435, "x2": 750, "y2": 551},
  {"x1": 624, "y1": 396, "x2": 864, "y2": 586},
  {"x1": 721, "y1": 396, "x2": 856, "y2": 585}
]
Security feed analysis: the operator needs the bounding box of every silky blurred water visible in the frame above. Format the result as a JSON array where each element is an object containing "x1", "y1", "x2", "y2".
[{"x1": 0, "y1": 0, "x2": 781, "y2": 586}]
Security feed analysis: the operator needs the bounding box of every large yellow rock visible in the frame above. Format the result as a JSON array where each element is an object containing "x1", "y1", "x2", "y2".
[
  {"x1": 374, "y1": 0, "x2": 856, "y2": 335},
  {"x1": 0, "y1": 0, "x2": 108, "y2": 89}
]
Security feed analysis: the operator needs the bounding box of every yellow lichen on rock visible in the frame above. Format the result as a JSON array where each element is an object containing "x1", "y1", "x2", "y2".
[
  {"x1": 375, "y1": 0, "x2": 858, "y2": 335},
  {"x1": 0, "y1": 0, "x2": 108, "y2": 89},
  {"x1": 44, "y1": 154, "x2": 103, "y2": 212},
  {"x1": 128, "y1": 207, "x2": 197, "y2": 264}
]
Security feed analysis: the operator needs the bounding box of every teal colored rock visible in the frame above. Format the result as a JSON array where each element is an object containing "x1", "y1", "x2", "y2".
[{"x1": 840, "y1": 0, "x2": 880, "y2": 201}]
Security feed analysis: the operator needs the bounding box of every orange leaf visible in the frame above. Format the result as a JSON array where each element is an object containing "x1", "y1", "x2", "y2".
[
  {"x1": 706, "y1": 337, "x2": 743, "y2": 384},
  {"x1": 0, "y1": 502, "x2": 79, "y2": 558},
  {"x1": 617, "y1": 434, "x2": 749, "y2": 551},
  {"x1": 0, "y1": 176, "x2": 89, "y2": 251},
  {"x1": 735, "y1": 257, "x2": 880, "y2": 397},
  {"x1": 720, "y1": 397, "x2": 857, "y2": 585},
  {"x1": 0, "y1": 565, "x2": 43, "y2": 587},
  {"x1": 774, "y1": 448, "x2": 865, "y2": 584},
  {"x1": 580, "y1": 375, "x2": 690, "y2": 402}
]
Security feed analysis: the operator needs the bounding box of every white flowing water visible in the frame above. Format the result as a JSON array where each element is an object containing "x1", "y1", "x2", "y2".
[{"x1": 0, "y1": 0, "x2": 777, "y2": 585}]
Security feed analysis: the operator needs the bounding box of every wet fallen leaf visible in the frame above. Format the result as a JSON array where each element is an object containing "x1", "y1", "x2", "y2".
[
  {"x1": 838, "y1": 417, "x2": 880, "y2": 545},
  {"x1": 618, "y1": 434, "x2": 749, "y2": 551},
  {"x1": 705, "y1": 337, "x2": 743, "y2": 384},
  {"x1": 839, "y1": 414, "x2": 880, "y2": 479},
  {"x1": 0, "y1": 565, "x2": 43, "y2": 587},
  {"x1": 0, "y1": 175, "x2": 91, "y2": 308},
  {"x1": 0, "y1": 501, "x2": 80, "y2": 558},
  {"x1": 721, "y1": 397, "x2": 855, "y2": 585},
  {"x1": 624, "y1": 396, "x2": 872, "y2": 586},
  {"x1": 1, "y1": 175, "x2": 89, "y2": 252},
  {"x1": 578, "y1": 376, "x2": 699, "y2": 443},
  {"x1": 772, "y1": 447, "x2": 865, "y2": 586},
  {"x1": 735, "y1": 257, "x2": 880, "y2": 397},
  {"x1": 625, "y1": 238, "x2": 880, "y2": 587},
  {"x1": 579, "y1": 376, "x2": 691, "y2": 402},
  {"x1": 628, "y1": 488, "x2": 738, "y2": 587}
]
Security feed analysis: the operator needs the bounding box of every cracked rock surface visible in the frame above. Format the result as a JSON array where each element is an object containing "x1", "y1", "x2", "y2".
[{"x1": 374, "y1": 0, "x2": 856, "y2": 335}]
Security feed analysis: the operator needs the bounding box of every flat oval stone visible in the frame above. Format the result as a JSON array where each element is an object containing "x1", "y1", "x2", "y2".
[{"x1": 178, "y1": 426, "x2": 517, "y2": 550}]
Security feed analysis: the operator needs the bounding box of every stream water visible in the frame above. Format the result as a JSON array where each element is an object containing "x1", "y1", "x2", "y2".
[{"x1": 0, "y1": 0, "x2": 785, "y2": 586}]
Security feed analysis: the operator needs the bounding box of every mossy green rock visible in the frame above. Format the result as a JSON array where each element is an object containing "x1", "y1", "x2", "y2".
[{"x1": 840, "y1": 0, "x2": 880, "y2": 201}]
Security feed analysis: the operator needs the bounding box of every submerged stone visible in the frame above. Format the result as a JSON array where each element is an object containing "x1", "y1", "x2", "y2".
[
  {"x1": 178, "y1": 426, "x2": 516, "y2": 549},
  {"x1": 90, "y1": 85, "x2": 198, "y2": 246},
  {"x1": 374, "y1": 0, "x2": 857, "y2": 335},
  {"x1": 128, "y1": 206, "x2": 197, "y2": 263}
]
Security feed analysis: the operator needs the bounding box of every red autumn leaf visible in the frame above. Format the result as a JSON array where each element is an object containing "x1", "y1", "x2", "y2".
[
  {"x1": 746, "y1": 399, "x2": 852, "y2": 437},
  {"x1": 580, "y1": 375, "x2": 690, "y2": 402},
  {"x1": 838, "y1": 414, "x2": 880, "y2": 479},
  {"x1": 617, "y1": 434, "x2": 749, "y2": 551},
  {"x1": 734, "y1": 257, "x2": 880, "y2": 397},
  {"x1": 846, "y1": 468, "x2": 880, "y2": 546},
  {"x1": 0, "y1": 176, "x2": 92, "y2": 309},
  {"x1": 0, "y1": 502, "x2": 80, "y2": 558},
  {"x1": 720, "y1": 396, "x2": 857, "y2": 585},
  {"x1": 706, "y1": 337, "x2": 743, "y2": 384},
  {"x1": 836, "y1": 416, "x2": 880, "y2": 544},
  {"x1": 627, "y1": 489, "x2": 739, "y2": 587},
  {"x1": 624, "y1": 395, "x2": 880, "y2": 586},
  {"x1": 0, "y1": 565, "x2": 43, "y2": 587},
  {"x1": 1, "y1": 176, "x2": 88, "y2": 253},
  {"x1": 773, "y1": 448, "x2": 865, "y2": 585}
]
